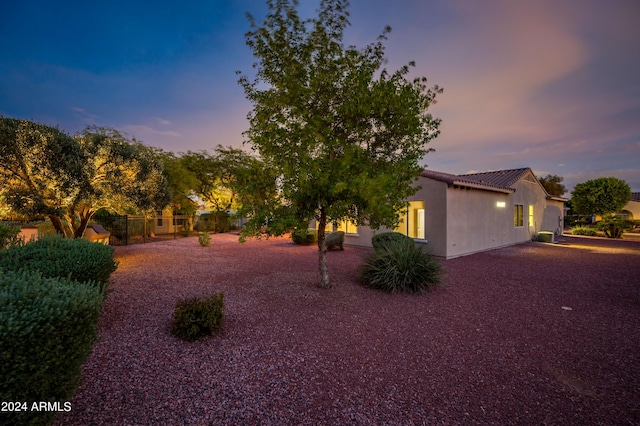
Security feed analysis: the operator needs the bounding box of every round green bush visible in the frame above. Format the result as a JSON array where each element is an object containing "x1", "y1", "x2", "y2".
[
  {"x1": 291, "y1": 228, "x2": 318, "y2": 245},
  {"x1": 0, "y1": 235, "x2": 118, "y2": 296},
  {"x1": 171, "y1": 293, "x2": 224, "y2": 341},
  {"x1": 0, "y1": 269, "x2": 103, "y2": 426},
  {"x1": 371, "y1": 232, "x2": 414, "y2": 251},
  {"x1": 359, "y1": 240, "x2": 442, "y2": 293}
]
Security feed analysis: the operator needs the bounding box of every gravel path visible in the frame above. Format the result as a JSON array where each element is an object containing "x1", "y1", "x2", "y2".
[{"x1": 52, "y1": 234, "x2": 640, "y2": 425}]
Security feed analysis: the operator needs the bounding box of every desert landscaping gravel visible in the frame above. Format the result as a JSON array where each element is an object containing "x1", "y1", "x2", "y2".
[{"x1": 51, "y1": 234, "x2": 640, "y2": 425}]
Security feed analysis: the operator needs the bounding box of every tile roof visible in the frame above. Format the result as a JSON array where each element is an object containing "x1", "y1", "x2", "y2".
[
  {"x1": 420, "y1": 168, "x2": 521, "y2": 193},
  {"x1": 631, "y1": 192, "x2": 640, "y2": 202},
  {"x1": 459, "y1": 168, "x2": 531, "y2": 188}
]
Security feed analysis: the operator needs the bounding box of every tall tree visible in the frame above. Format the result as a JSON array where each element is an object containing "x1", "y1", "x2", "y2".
[
  {"x1": 150, "y1": 148, "x2": 199, "y2": 215},
  {"x1": 0, "y1": 117, "x2": 86, "y2": 235},
  {"x1": 238, "y1": 0, "x2": 442, "y2": 288},
  {"x1": 71, "y1": 127, "x2": 170, "y2": 238},
  {"x1": 538, "y1": 174, "x2": 566, "y2": 197},
  {"x1": 0, "y1": 118, "x2": 170, "y2": 238},
  {"x1": 571, "y1": 177, "x2": 631, "y2": 216}
]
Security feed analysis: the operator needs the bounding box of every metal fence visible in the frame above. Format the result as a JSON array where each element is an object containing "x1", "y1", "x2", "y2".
[{"x1": 92, "y1": 214, "x2": 194, "y2": 246}]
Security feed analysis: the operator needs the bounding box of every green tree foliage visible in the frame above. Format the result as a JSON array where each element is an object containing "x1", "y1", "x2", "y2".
[
  {"x1": 150, "y1": 148, "x2": 199, "y2": 214},
  {"x1": 571, "y1": 177, "x2": 631, "y2": 216},
  {"x1": 71, "y1": 127, "x2": 170, "y2": 237},
  {"x1": 0, "y1": 117, "x2": 86, "y2": 236},
  {"x1": 238, "y1": 0, "x2": 442, "y2": 288},
  {"x1": 538, "y1": 174, "x2": 567, "y2": 197},
  {"x1": 0, "y1": 118, "x2": 170, "y2": 238},
  {"x1": 181, "y1": 145, "x2": 271, "y2": 214}
]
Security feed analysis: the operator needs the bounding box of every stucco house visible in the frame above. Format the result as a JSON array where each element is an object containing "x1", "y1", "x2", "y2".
[
  {"x1": 332, "y1": 167, "x2": 567, "y2": 259},
  {"x1": 621, "y1": 192, "x2": 640, "y2": 220}
]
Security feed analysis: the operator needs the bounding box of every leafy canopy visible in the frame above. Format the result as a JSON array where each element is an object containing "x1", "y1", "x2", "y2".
[
  {"x1": 0, "y1": 118, "x2": 170, "y2": 237},
  {"x1": 571, "y1": 177, "x2": 631, "y2": 216},
  {"x1": 538, "y1": 174, "x2": 567, "y2": 197},
  {"x1": 238, "y1": 0, "x2": 442, "y2": 287},
  {"x1": 179, "y1": 145, "x2": 265, "y2": 214},
  {"x1": 0, "y1": 116, "x2": 86, "y2": 228}
]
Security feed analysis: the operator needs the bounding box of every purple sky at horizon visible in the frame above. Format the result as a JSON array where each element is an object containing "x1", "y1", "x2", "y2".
[{"x1": 1, "y1": 0, "x2": 639, "y2": 196}]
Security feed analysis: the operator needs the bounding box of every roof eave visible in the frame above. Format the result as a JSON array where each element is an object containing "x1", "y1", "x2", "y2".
[{"x1": 451, "y1": 180, "x2": 514, "y2": 194}]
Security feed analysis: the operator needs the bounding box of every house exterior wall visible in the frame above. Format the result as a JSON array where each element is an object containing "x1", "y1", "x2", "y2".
[
  {"x1": 414, "y1": 177, "x2": 447, "y2": 256},
  {"x1": 622, "y1": 200, "x2": 640, "y2": 220},
  {"x1": 444, "y1": 187, "x2": 514, "y2": 258},
  {"x1": 341, "y1": 169, "x2": 565, "y2": 259},
  {"x1": 542, "y1": 200, "x2": 565, "y2": 233}
]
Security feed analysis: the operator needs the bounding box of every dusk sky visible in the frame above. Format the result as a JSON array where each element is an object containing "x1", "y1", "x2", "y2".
[{"x1": 1, "y1": 0, "x2": 639, "y2": 195}]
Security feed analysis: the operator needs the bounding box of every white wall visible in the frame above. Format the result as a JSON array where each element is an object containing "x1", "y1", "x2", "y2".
[{"x1": 341, "y1": 170, "x2": 565, "y2": 259}]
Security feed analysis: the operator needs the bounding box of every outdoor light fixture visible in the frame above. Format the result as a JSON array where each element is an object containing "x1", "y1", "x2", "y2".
[{"x1": 496, "y1": 201, "x2": 506, "y2": 208}]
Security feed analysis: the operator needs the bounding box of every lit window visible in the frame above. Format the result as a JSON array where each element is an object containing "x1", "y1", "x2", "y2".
[
  {"x1": 529, "y1": 205, "x2": 534, "y2": 228},
  {"x1": 395, "y1": 201, "x2": 425, "y2": 239},
  {"x1": 514, "y1": 204, "x2": 524, "y2": 227},
  {"x1": 335, "y1": 220, "x2": 358, "y2": 235},
  {"x1": 496, "y1": 201, "x2": 506, "y2": 208}
]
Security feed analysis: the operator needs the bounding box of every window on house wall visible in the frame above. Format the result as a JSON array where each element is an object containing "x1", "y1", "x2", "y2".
[
  {"x1": 335, "y1": 220, "x2": 358, "y2": 235},
  {"x1": 620, "y1": 210, "x2": 632, "y2": 220},
  {"x1": 395, "y1": 201, "x2": 425, "y2": 239},
  {"x1": 514, "y1": 204, "x2": 524, "y2": 227},
  {"x1": 529, "y1": 205, "x2": 534, "y2": 228},
  {"x1": 157, "y1": 217, "x2": 163, "y2": 227}
]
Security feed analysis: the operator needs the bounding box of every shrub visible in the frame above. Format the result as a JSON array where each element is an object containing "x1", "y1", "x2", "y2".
[
  {"x1": 359, "y1": 240, "x2": 442, "y2": 293},
  {"x1": 0, "y1": 235, "x2": 118, "y2": 296},
  {"x1": 291, "y1": 228, "x2": 318, "y2": 245},
  {"x1": 325, "y1": 231, "x2": 345, "y2": 250},
  {"x1": 0, "y1": 222, "x2": 22, "y2": 250},
  {"x1": 198, "y1": 212, "x2": 230, "y2": 233},
  {"x1": 371, "y1": 231, "x2": 414, "y2": 251},
  {"x1": 596, "y1": 214, "x2": 633, "y2": 239},
  {"x1": 570, "y1": 226, "x2": 598, "y2": 237},
  {"x1": 0, "y1": 269, "x2": 104, "y2": 426},
  {"x1": 171, "y1": 293, "x2": 224, "y2": 341},
  {"x1": 198, "y1": 231, "x2": 212, "y2": 247}
]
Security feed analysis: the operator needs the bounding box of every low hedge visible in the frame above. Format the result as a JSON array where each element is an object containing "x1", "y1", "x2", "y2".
[
  {"x1": 0, "y1": 269, "x2": 104, "y2": 426},
  {"x1": 291, "y1": 228, "x2": 318, "y2": 245},
  {"x1": 0, "y1": 222, "x2": 22, "y2": 250},
  {"x1": 0, "y1": 235, "x2": 118, "y2": 296},
  {"x1": 371, "y1": 231, "x2": 414, "y2": 251},
  {"x1": 570, "y1": 227, "x2": 598, "y2": 237}
]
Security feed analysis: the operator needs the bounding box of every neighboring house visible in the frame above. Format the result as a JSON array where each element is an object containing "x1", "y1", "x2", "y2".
[
  {"x1": 330, "y1": 167, "x2": 567, "y2": 259},
  {"x1": 621, "y1": 192, "x2": 640, "y2": 220},
  {"x1": 152, "y1": 208, "x2": 191, "y2": 235}
]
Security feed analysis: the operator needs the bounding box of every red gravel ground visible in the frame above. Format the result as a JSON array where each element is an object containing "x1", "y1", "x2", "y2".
[{"x1": 51, "y1": 234, "x2": 640, "y2": 425}]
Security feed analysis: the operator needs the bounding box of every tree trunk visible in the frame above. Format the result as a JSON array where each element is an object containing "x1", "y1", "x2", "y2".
[
  {"x1": 48, "y1": 215, "x2": 67, "y2": 237},
  {"x1": 74, "y1": 210, "x2": 92, "y2": 239},
  {"x1": 317, "y1": 207, "x2": 331, "y2": 289}
]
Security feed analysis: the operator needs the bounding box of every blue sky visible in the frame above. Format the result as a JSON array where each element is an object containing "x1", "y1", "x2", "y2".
[{"x1": 1, "y1": 0, "x2": 639, "y2": 195}]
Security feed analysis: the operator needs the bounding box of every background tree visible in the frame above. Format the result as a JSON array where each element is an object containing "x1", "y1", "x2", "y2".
[
  {"x1": 238, "y1": 0, "x2": 442, "y2": 288},
  {"x1": 0, "y1": 117, "x2": 86, "y2": 236},
  {"x1": 538, "y1": 174, "x2": 566, "y2": 197},
  {"x1": 0, "y1": 118, "x2": 170, "y2": 238},
  {"x1": 181, "y1": 145, "x2": 260, "y2": 213},
  {"x1": 181, "y1": 150, "x2": 232, "y2": 213},
  {"x1": 571, "y1": 177, "x2": 632, "y2": 239},
  {"x1": 151, "y1": 148, "x2": 199, "y2": 215},
  {"x1": 571, "y1": 177, "x2": 631, "y2": 216},
  {"x1": 71, "y1": 127, "x2": 170, "y2": 238}
]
